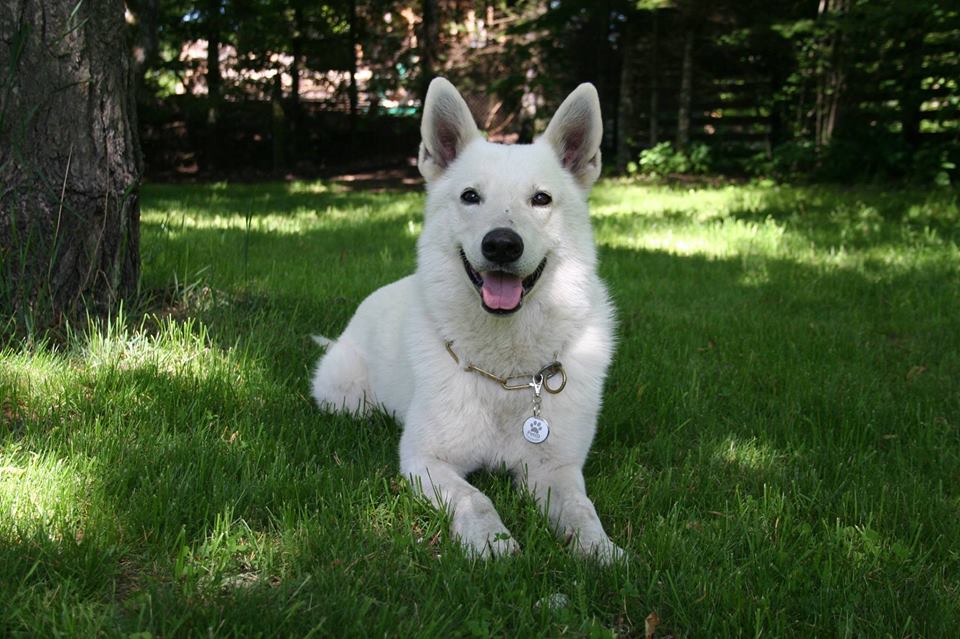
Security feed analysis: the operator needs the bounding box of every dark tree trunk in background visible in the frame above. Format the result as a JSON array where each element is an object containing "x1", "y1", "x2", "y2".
[
  {"x1": 592, "y1": 1, "x2": 613, "y2": 100},
  {"x1": 205, "y1": 0, "x2": 222, "y2": 105},
  {"x1": 205, "y1": 0, "x2": 222, "y2": 170},
  {"x1": 649, "y1": 9, "x2": 660, "y2": 147},
  {"x1": 271, "y1": 72, "x2": 287, "y2": 171},
  {"x1": 676, "y1": 27, "x2": 694, "y2": 149},
  {"x1": 0, "y1": 0, "x2": 141, "y2": 329},
  {"x1": 615, "y1": 16, "x2": 639, "y2": 173},
  {"x1": 815, "y1": 0, "x2": 847, "y2": 149},
  {"x1": 289, "y1": 3, "x2": 304, "y2": 164},
  {"x1": 420, "y1": 0, "x2": 440, "y2": 102},
  {"x1": 127, "y1": 0, "x2": 159, "y2": 99},
  {"x1": 900, "y1": 27, "x2": 926, "y2": 155},
  {"x1": 347, "y1": 0, "x2": 359, "y2": 130}
]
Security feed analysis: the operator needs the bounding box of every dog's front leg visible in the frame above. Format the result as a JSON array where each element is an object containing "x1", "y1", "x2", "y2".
[
  {"x1": 523, "y1": 463, "x2": 624, "y2": 563},
  {"x1": 402, "y1": 454, "x2": 518, "y2": 559}
]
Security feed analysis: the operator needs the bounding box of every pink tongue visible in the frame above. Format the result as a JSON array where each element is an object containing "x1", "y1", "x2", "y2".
[{"x1": 481, "y1": 272, "x2": 523, "y2": 310}]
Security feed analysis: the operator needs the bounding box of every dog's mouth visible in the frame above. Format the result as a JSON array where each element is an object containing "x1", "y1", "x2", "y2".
[{"x1": 460, "y1": 249, "x2": 547, "y2": 315}]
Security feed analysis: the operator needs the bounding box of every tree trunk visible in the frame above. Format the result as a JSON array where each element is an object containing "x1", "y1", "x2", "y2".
[
  {"x1": 289, "y1": 3, "x2": 304, "y2": 164},
  {"x1": 271, "y1": 72, "x2": 287, "y2": 172},
  {"x1": 205, "y1": 0, "x2": 222, "y2": 106},
  {"x1": 127, "y1": 0, "x2": 160, "y2": 100},
  {"x1": 615, "y1": 15, "x2": 639, "y2": 173},
  {"x1": 649, "y1": 9, "x2": 660, "y2": 147},
  {"x1": 420, "y1": 0, "x2": 440, "y2": 103},
  {"x1": 815, "y1": 0, "x2": 847, "y2": 149},
  {"x1": 205, "y1": 0, "x2": 222, "y2": 171},
  {"x1": 591, "y1": 0, "x2": 613, "y2": 98},
  {"x1": 0, "y1": 0, "x2": 141, "y2": 330},
  {"x1": 900, "y1": 27, "x2": 925, "y2": 155},
  {"x1": 347, "y1": 0, "x2": 358, "y2": 131},
  {"x1": 676, "y1": 27, "x2": 694, "y2": 149}
]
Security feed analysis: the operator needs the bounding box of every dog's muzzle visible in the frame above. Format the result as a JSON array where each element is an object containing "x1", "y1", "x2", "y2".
[{"x1": 460, "y1": 248, "x2": 547, "y2": 315}]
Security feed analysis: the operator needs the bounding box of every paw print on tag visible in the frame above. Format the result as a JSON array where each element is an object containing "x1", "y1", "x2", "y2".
[{"x1": 522, "y1": 416, "x2": 550, "y2": 444}]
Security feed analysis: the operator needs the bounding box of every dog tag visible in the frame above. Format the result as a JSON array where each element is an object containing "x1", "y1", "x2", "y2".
[{"x1": 523, "y1": 416, "x2": 550, "y2": 444}]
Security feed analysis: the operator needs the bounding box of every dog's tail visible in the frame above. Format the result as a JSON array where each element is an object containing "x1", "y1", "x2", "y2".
[{"x1": 312, "y1": 335, "x2": 335, "y2": 349}]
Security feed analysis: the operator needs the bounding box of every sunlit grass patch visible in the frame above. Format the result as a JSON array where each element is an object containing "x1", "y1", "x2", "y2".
[
  {"x1": 712, "y1": 435, "x2": 792, "y2": 473},
  {"x1": 0, "y1": 449, "x2": 93, "y2": 539},
  {"x1": 592, "y1": 182, "x2": 960, "y2": 279},
  {"x1": 0, "y1": 344, "x2": 74, "y2": 403},
  {"x1": 596, "y1": 214, "x2": 789, "y2": 259}
]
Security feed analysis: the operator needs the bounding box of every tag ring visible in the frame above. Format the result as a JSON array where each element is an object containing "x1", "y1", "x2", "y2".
[{"x1": 539, "y1": 363, "x2": 566, "y2": 394}]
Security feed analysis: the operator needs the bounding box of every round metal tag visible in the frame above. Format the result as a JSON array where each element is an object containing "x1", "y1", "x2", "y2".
[{"x1": 522, "y1": 416, "x2": 550, "y2": 444}]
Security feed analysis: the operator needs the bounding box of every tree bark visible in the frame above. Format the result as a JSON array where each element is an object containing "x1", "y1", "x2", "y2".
[
  {"x1": 815, "y1": 0, "x2": 847, "y2": 149},
  {"x1": 289, "y1": 2, "x2": 304, "y2": 164},
  {"x1": 0, "y1": 0, "x2": 141, "y2": 330},
  {"x1": 205, "y1": 0, "x2": 222, "y2": 106},
  {"x1": 126, "y1": 0, "x2": 159, "y2": 100},
  {"x1": 347, "y1": 0, "x2": 358, "y2": 130},
  {"x1": 615, "y1": 15, "x2": 639, "y2": 173},
  {"x1": 676, "y1": 27, "x2": 694, "y2": 149},
  {"x1": 420, "y1": 0, "x2": 439, "y2": 103},
  {"x1": 649, "y1": 9, "x2": 660, "y2": 147},
  {"x1": 271, "y1": 72, "x2": 287, "y2": 172},
  {"x1": 204, "y1": 0, "x2": 222, "y2": 171},
  {"x1": 900, "y1": 27, "x2": 925, "y2": 154}
]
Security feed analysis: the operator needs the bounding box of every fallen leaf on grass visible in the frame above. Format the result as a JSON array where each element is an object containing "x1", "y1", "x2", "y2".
[
  {"x1": 2, "y1": 400, "x2": 28, "y2": 427},
  {"x1": 533, "y1": 593, "x2": 569, "y2": 611},
  {"x1": 906, "y1": 365, "x2": 927, "y2": 381},
  {"x1": 220, "y1": 571, "x2": 259, "y2": 590},
  {"x1": 645, "y1": 611, "x2": 661, "y2": 639}
]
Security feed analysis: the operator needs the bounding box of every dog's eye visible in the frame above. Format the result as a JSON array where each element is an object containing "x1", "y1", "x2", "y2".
[
  {"x1": 531, "y1": 192, "x2": 552, "y2": 207},
  {"x1": 460, "y1": 189, "x2": 481, "y2": 205}
]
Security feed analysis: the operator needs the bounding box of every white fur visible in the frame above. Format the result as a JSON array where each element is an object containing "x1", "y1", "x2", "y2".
[{"x1": 312, "y1": 78, "x2": 622, "y2": 562}]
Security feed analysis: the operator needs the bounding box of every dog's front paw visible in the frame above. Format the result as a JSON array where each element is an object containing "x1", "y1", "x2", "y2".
[
  {"x1": 458, "y1": 529, "x2": 520, "y2": 559},
  {"x1": 590, "y1": 538, "x2": 627, "y2": 565},
  {"x1": 486, "y1": 531, "x2": 521, "y2": 558},
  {"x1": 568, "y1": 533, "x2": 627, "y2": 565}
]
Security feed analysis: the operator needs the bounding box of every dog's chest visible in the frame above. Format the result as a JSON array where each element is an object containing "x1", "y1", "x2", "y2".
[{"x1": 440, "y1": 369, "x2": 567, "y2": 465}]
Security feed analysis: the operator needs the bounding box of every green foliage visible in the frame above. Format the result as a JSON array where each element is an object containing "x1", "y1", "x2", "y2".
[
  {"x1": 745, "y1": 138, "x2": 959, "y2": 186},
  {"x1": 3, "y1": 181, "x2": 959, "y2": 636},
  {"x1": 912, "y1": 146, "x2": 959, "y2": 187},
  {"x1": 631, "y1": 142, "x2": 712, "y2": 177}
]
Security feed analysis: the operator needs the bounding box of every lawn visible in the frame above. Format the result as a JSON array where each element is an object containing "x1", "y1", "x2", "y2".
[{"x1": 1, "y1": 180, "x2": 959, "y2": 637}]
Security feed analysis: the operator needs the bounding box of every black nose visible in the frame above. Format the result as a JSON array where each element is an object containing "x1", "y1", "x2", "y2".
[{"x1": 481, "y1": 228, "x2": 524, "y2": 264}]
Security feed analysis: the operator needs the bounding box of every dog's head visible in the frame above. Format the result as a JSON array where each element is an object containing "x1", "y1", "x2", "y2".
[{"x1": 416, "y1": 78, "x2": 603, "y2": 319}]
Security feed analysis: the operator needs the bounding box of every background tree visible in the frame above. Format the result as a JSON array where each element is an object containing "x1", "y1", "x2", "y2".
[
  {"x1": 0, "y1": 0, "x2": 141, "y2": 330},
  {"x1": 127, "y1": 0, "x2": 161, "y2": 99}
]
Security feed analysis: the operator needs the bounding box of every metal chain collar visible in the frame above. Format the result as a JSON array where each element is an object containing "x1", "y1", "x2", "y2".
[{"x1": 444, "y1": 341, "x2": 567, "y2": 394}]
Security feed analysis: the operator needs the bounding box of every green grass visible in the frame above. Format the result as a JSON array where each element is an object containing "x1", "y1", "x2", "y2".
[{"x1": 2, "y1": 180, "x2": 959, "y2": 637}]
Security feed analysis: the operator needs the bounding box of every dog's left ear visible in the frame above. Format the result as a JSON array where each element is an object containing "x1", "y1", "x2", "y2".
[{"x1": 541, "y1": 83, "x2": 603, "y2": 189}]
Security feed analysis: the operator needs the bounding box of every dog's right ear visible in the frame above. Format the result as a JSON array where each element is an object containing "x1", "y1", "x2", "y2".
[{"x1": 418, "y1": 78, "x2": 481, "y2": 181}]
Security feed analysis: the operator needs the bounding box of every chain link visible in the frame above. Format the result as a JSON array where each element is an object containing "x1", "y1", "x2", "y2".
[
  {"x1": 531, "y1": 374, "x2": 543, "y2": 417},
  {"x1": 444, "y1": 341, "x2": 567, "y2": 394}
]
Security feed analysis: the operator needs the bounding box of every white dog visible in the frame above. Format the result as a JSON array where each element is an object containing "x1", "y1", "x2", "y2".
[{"x1": 312, "y1": 78, "x2": 622, "y2": 562}]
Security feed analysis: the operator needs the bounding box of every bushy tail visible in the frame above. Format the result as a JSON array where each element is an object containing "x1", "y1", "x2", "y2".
[{"x1": 312, "y1": 335, "x2": 335, "y2": 348}]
